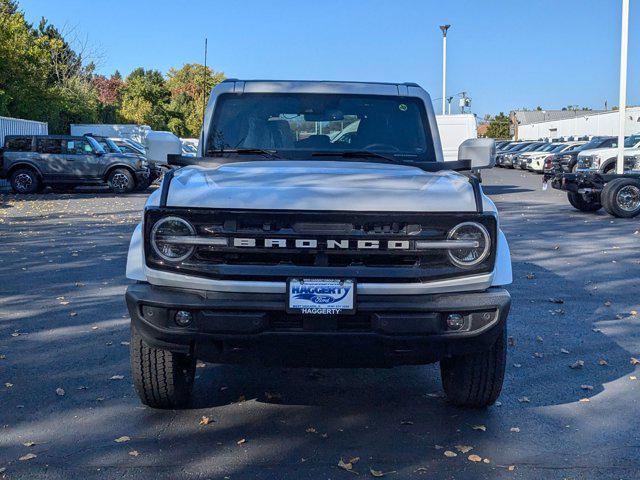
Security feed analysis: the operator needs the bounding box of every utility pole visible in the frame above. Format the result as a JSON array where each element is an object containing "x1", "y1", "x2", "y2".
[
  {"x1": 616, "y1": 0, "x2": 629, "y2": 174},
  {"x1": 440, "y1": 25, "x2": 450, "y2": 115}
]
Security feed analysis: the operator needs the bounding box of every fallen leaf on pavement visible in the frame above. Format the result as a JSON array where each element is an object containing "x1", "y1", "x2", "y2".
[
  {"x1": 579, "y1": 398, "x2": 590, "y2": 403},
  {"x1": 400, "y1": 420, "x2": 413, "y2": 425},
  {"x1": 510, "y1": 427, "x2": 520, "y2": 432},
  {"x1": 55, "y1": 388, "x2": 65, "y2": 396},
  {"x1": 110, "y1": 375, "x2": 124, "y2": 380},
  {"x1": 23, "y1": 441, "x2": 37, "y2": 447},
  {"x1": 128, "y1": 450, "x2": 139, "y2": 457},
  {"x1": 114, "y1": 436, "x2": 130, "y2": 443},
  {"x1": 483, "y1": 458, "x2": 490, "y2": 464},
  {"x1": 508, "y1": 465, "x2": 516, "y2": 471},
  {"x1": 370, "y1": 468, "x2": 385, "y2": 477},
  {"x1": 570, "y1": 360, "x2": 584, "y2": 369},
  {"x1": 19, "y1": 453, "x2": 37, "y2": 461},
  {"x1": 444, "y1": 450, "x2": 457, "y2": 458},
  {"x1": 581, "y1": 385, "x2": 594, "y2": 390},
  {"x1": 455, "y1": 445, "x2": 473, "y2": 453},
  {"x1": 604, "y1": 300, "x2": 612, "y2": 307},
  {"x1": 548, "y1": 298, "x2": 564, "y2": 304},
  {"x1": 598, "y1": 359, "x2": 608, "y2": 366},
  {"x1": 306, "y1": 427, "x2": 317, "y2": 433},
  {"x1": 236, "y1": 438, "x2": 246, "y2": 445},
  {"x1": 472, "y1": 425, "x2": 486, "y2": 431},
  {"x1": 338, "y1": 458, "x2": 357, "y2": 474},
  {"x1": 199, "y1": 416, "x2": 213, "y2": 426},
  {"x1": 518, "y1": 396, "x2": 530, "y2": 403},
  {"x1": 560, "y1": 348, "x2": 570, "y2": 354},
  {"x1": 468, "y1": 454, "x2": 482, "y2": 462},
  {"x1": 630, "y1": 357, "x2": 640, "y2": 365},
  {"x1": 630, "y1": 376, "x2": 637, "y2": 381},
  {"x1": 526, "y1": 273, "x2": 535, "y2": 280}
]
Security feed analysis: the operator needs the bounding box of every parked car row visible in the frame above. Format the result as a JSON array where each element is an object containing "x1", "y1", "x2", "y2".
[
  {"x1": 0, "y1": 134, "x2": 161, "y2": 194},
  {"x1": 494, "y1": 140, "x2": 586, "y2": 173}
]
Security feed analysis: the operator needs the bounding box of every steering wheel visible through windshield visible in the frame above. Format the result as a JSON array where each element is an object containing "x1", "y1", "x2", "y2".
[{"x1": 206, "y1": 93, "x2": 437, "y2": 163}]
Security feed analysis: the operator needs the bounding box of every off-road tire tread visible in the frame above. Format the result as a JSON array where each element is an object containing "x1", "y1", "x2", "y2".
[
  {"x1": 440, "y1": 329, "x2": 506, "y2": 408},
  {"x1": 567, "y1": 191, "x2": 602, "y2": 212},
  {"x1": 130, "y1": 327, "x2": 194, "y2": 409},
  {"x1": 601, "y1": 178, "x2": 640, "y2": 218},
  {"x1": 108, "y1": 168, "x2": 135, "y2": 194}
]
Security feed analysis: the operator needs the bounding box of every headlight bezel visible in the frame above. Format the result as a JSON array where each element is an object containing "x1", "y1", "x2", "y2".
[
  {"x1": 150, "y1": 216, "x2": 196, "y2": 263},
  {"x1": 446, "y1": 221, "x2": 491, "y2": 269}
]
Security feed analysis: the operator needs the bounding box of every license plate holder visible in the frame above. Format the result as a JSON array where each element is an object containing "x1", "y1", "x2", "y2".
[{"x1": 286, "y1": 278, "x2": 356, "y2": 315}]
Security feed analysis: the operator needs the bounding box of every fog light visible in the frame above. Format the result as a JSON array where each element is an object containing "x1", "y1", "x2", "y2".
[
  {"x1": 174, "y1": 310, "x2": 193, "y2": 327},
  {"x1": 446, "y1": 313, "x2": 465, "y2": 330}
]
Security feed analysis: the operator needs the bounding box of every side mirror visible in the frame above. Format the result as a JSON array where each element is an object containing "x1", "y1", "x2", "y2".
[
  {"x1": 458, "y1": 138, "x2": 496, "y2": 169},
  {"x1": 145, "y1": 131, "x2": 182, "y2": 165}
]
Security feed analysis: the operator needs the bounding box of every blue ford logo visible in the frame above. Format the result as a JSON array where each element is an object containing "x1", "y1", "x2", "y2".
[{"x1": 292, "y1": 285, "x2": 350, "y2": 304}]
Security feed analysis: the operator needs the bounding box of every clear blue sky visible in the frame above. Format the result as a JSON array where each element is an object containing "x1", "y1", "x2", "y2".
[{"x1": 19, "y1": 0, "x2": 640, "y2": 118}]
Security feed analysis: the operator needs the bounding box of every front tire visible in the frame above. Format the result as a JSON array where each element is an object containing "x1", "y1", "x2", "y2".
[
  {"x1": 108, "y1": 168, "x2": 135, "y2": 194},
  {"x1": 130, "y1": 326, "x2": 196, "y2": 409},
  {"x1": 601, "y1": 178, "x2": 640, "y2": 218},
  {"x1": 567, "y1": 191, "x2": 602, "y2": 212},
  {"x1": 440, "y1": 329, "x2": 506, "y2": 408},
  {"x1": 10, "y1": 168, "x2": 40, "y2": 194}
]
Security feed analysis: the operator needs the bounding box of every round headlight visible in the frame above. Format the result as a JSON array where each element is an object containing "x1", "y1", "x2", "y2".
[
  {"x1": 447, "y1": 222, "x2": 491, "y2": 268},
  {"x1": 150, "y1": 217, "x2": 196, "y2": 262}
]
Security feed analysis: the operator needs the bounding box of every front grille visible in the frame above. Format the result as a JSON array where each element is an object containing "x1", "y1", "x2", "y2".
[{"x1": 144, "y1": 208, "x2": 497, "y2": 282}]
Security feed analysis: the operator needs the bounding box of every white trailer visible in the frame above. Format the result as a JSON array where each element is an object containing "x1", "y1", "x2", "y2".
[
  {"x1": 70, "y1": 124, "x2": 151, "y2": 143},
  {"x1": 436, "y1": 114, "x2": 478, "y2": 161},
  {"x1": 0, "y1": 116, "x2": 48, "y2": 145}
]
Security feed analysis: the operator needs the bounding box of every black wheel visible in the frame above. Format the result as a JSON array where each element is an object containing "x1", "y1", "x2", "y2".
[
  {"x1": 130, "y1": 326, "x2": 196, "y2": 409},
  {"x1": 440, "y1": 329, "x2": 506, "y2": 408},
  {"x1": 567, "y1": 191, "x2": 602, "y2": 212},
  {"x1": 10, "y1": 168, "x2": 40, "y2": 194},
  {"x1": 601, "y1": 178, "x2": 640, "y2": 218},
  {"x1": 107, "y1": 168, "x2": 135, "y2": 194}
]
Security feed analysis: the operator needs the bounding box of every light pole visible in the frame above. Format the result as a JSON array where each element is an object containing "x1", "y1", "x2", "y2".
[
  {"x1": 616, "y1": 0, "x2": 629, "y2": 174},
  {"x1": 440, "y1": 25, "x2": 450, "y2": 115}
]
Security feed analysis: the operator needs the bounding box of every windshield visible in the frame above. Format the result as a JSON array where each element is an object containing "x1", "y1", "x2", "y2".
[
  {"x1": 86, "y1": 136, "x2": 105, "y2": 154},
  {"x1": 520, "y1": 143, "x2": 546, "y2": 152},
  {"x1": 96, "y1": 138, "x2": 122, "y2": 153},
  {"x1": 207, "y1": 93, "x2": 436, "y2": 162},
  {"x1": 624, "y1": 134, "x2": 640, "y2": 148},
  {"x1": 508, "y1": 143, "x2": 532, "y2": 152},
  {"x1": 550, "y1": 143, "x2": 568, "y2": 152}
]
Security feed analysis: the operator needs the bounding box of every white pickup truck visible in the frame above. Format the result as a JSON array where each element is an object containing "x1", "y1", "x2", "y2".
[{"x1": 125, "y1": 80, "x2": 512, "y2": 409}]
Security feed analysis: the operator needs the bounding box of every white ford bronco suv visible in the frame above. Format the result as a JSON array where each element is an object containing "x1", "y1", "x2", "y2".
[{"x1": 125, "y1": 80, "x2": 512, "y2": 409}]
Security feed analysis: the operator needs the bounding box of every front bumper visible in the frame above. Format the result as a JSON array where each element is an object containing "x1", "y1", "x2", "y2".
[{"x1": 126, "y1": 283, "x2": 510, "y2": 367}]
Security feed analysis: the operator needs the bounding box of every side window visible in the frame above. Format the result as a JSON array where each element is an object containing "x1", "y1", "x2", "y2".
[
  {"x1": 36, "y1": 138, "x2": 64, "y2": 154},
  {"x1": 64, "y1": 139, "x2": 92, "y2": 155},
  {"x1": 5, "y1": 137, "x2": 32, "y2": 151}
]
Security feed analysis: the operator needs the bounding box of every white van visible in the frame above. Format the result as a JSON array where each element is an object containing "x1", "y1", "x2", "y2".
[{"x1": 436, "y1": 114, "x2": 478, "y2": 161}]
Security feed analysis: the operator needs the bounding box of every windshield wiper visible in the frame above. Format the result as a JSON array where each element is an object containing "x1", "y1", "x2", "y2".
[
  {"x1": 206, "y1": 148, "x2": 281, "y2": 158},
  {"x1": 311, "y1": 150, "x2": 399, "y2": 164}
]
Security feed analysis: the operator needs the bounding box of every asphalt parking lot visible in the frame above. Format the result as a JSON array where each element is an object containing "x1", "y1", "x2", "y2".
[{"x1": 1, "y1": 168, "x2": 639, "y2": 480}]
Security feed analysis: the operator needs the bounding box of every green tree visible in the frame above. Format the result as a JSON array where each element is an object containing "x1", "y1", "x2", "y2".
[
  {"x1": 166, "y1": 63, "x2": 225, "y2": 137},
  {"x1": 485, "y1": 112, "x2": 511, "y2": 139},
  {"x1": 119, "y1": 68, "x2": 170, "y2": 129}
]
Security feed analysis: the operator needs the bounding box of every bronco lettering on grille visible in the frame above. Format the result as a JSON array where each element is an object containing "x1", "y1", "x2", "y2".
[{"x1": 231, "y1": 238, "x2": 411, "y2": 250}]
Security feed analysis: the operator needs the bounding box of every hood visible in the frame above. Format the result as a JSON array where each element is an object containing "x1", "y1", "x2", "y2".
[
  {"x1": 578, "y1": 146, "x2": 625, "y2": 158},
  {"x1": 161, "y1": 160, "x2": 480, "y2": 212}
]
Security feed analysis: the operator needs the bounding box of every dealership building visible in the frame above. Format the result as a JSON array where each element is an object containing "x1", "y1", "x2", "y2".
[{"x1": 510, "y1": 107, "x2": 640, "y2": 141}]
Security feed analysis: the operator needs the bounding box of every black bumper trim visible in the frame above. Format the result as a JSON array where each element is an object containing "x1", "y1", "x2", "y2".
[{"x1": 126, "y1": 283, "x2": 510, "y2": 367}]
